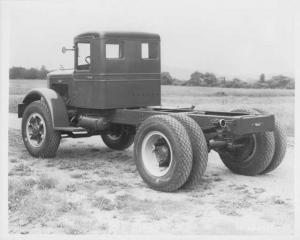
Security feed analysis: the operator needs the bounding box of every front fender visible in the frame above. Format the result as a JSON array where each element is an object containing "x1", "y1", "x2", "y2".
[{"x1": 18, "y1": 88, "x2": 70, "y2": 128}]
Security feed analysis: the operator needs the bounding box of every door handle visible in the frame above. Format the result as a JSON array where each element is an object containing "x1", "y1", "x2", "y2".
[{"x1": 87, "y1": 76, "x2": 93, "y2": 79}]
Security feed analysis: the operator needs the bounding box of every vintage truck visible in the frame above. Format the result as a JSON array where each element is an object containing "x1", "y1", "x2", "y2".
[{"x1": 18, "y1": 31, "x2": 287, "y2": 192}]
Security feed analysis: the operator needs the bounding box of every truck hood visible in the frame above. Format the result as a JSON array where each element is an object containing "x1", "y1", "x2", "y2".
[{"x1": 47, "y1": 69, "x2": 74, "y2": 78}]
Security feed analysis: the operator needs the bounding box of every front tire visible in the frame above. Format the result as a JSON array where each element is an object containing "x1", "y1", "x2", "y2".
[
  {"x1": 21, "y1": 101, "x2": 61, "y2": 158},
  {"x1": 218, "y1": 108, "x2": 275, "y2": 175},
  {"x1": 134, "y1": 115, "x2": 193, "y2": 192}
]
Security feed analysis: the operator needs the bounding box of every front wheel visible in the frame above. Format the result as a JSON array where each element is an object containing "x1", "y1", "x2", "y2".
[{"x1": 21, "y1": 101, "x2": 61, "y2": 158}]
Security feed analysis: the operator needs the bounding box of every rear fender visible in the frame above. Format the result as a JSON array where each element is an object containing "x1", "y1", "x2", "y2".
[{"x1": 18, "y1": 88, "x2": 70, "y2": 128}]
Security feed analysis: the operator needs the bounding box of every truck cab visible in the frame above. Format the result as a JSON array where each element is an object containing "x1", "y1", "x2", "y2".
[{"x1": 48, "y1": 31, "x2": 161, "y2": 109}]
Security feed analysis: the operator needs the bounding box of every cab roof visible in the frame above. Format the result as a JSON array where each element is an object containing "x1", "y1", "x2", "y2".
[{"x1": 74, "y1": 31, "x2": 160, "y2": 40}]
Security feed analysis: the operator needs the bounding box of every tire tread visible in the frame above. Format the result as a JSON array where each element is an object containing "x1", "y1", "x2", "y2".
[
  {"x1": 171, "y1": 113, "x2": 208, "y2": 187},
  {"x1": 253, "y1": 108, "x2": 287, "y2": 174}
]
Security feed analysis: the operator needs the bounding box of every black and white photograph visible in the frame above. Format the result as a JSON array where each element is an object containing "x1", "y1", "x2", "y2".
[{"x1": 0, "y1": 0, "x2": 299, "y2": 237}]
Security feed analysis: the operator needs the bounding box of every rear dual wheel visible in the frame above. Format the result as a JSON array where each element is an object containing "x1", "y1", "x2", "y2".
[
  {"x1": 134, "y1": 114, "x2": 208, "y2": 192},
  {"x1": 134, "y1": 115, "x2": 193, "y2": 192},
  {"x1": 218, "y1": 108, "x2": 286, "y2": 175}
]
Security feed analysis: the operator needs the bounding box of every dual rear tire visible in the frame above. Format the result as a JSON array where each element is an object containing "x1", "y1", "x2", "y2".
[
  {"x1": 133, "y1": 114, "x2": 208, "y2": 192},
  {"x1": 218, "y1": 108, "x2": 287, "y2": 175}
]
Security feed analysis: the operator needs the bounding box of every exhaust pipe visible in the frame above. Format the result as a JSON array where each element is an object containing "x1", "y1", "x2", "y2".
[
  {"x1": 77, "y1": 116, "x2": 109, "y2": 131},
  {"x1": 209, "y1": 140, "x2": 228, "y2": 149}
]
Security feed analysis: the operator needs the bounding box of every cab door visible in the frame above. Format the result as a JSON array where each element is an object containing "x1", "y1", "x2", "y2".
[{"x1": 71, "y1": 39, "x2": 96, "y2": 108}]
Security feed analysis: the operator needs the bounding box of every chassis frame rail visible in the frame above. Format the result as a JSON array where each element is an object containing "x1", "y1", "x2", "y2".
[{"x1": 57, "y1": 106, "x2": 275, "y2": 139}]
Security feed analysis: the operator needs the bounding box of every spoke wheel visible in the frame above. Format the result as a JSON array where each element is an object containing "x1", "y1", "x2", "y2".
[{"x1": 26, "y1": 113, "x2": 46, "y2": 147}]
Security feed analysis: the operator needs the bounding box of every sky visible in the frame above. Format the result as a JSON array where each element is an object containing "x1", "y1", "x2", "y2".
[{"x1": 6, "y1": 0, "x2": 294, "y2": 80}]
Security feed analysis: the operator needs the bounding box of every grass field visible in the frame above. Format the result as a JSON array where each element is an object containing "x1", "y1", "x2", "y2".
[{"x1": 9, "y1": 79, "x2": 294, "y2": 136}]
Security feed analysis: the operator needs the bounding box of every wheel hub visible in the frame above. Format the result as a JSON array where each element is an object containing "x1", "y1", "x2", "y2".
[
  {"x1": 26, "y1": 113, "x2": 46, "y2": 147},
  {"x1": 141, "y1": 131, "x2": 173, "y2": 177},
  {"x1": 153, "y1": 139, "x2": 170, "y2": 167},
  {"x1": 227, "y1": 135, "x2": 257, "y2": 163},
  {"x1": 106, "y1": 126, "x2": 123, "y2": 141}
]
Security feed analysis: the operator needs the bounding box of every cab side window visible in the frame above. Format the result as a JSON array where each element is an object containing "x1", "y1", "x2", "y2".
[
  {"x1": 141, "y1": 42, "x2": 158, "y2": 59},
  {"x1": 105, "y1": 43, "x2": 124, "y2": 59},
  {"x1": 76, "y1": 42, "x2": 91, "y2": 70}
]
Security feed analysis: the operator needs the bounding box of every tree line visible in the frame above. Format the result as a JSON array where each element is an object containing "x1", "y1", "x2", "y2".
[
  {"x1": 9, "y1": 66, "x2": 49, "y2": 79},
  {"x1": 161, "y1": 71, "x2": 294, "y2": 89},
  {"x1": 10, "y1": 66, "x2": 294, "y2": 89}
]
